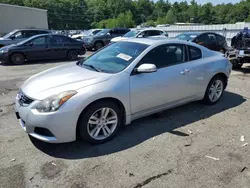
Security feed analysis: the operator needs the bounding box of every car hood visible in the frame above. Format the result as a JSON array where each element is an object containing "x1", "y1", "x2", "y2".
[
  {"x1": 0, "y1": 44, "x2": 17, "y2": 51},
  {"x1": 21, "y1": 62, "x2": 112, "y2": 100},
  {"x1": 111, "y1": 37, "x2": 128, "y2": 42}
]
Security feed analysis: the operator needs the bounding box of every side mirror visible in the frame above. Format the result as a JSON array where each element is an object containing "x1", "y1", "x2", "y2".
[
  {"x1": 9, "y1": 35, "x2": 15, "y2": 40},
  {"x1": 107, "y1": 33, "x2": 111, "y2": 36},
  {"x1": 136, "y1": 64, "x2": 157, "y2": 73}
]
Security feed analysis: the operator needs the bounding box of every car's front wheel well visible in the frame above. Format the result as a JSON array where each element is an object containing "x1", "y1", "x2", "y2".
[
  {"x1": 9, "y1": 52, "x2": 26, "y2": 59},
  {"x1": 94, "y1": 40, "x2": 104, "y2": 46},
  {"x1": 76, "y1": 97, "x2": 126, "y2": 139}
]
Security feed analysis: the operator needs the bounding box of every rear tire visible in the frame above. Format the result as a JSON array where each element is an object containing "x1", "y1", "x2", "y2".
[
  {"x1": 203, "y1": 75, "x2": 226, "y2": 105},
  {"x1": 67, "y1": 50, "x2": 78, "y2": 60},
  {"x1": 78, "y1": 100, "x2": 122, "y2": 144},
  {"x1": 10, "y1": 53, "x2": 25, "y2": 65}
]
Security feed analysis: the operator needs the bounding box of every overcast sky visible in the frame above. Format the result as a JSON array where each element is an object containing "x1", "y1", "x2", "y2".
[{"x1": 168, "y1": 0, "x2": 241, "y2": 5}]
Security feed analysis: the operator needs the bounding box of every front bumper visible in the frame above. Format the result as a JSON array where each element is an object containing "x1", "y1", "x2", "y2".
[
  {"x1": 14, "y1": 95, "x2": 78, "y2": 143},
  {"x1": 0, "y1": 52, "x2": 9, "y2": 63},
  {"x1": 85, "y1": 42, "x2": 94, "y2": 49}
]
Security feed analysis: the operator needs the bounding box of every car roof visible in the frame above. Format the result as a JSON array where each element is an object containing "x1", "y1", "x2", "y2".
[
  {"x1": 124, "y1": 37, "x2": 198, "y2": 46},
  {"x1": 16, "y1": 29, "x2": 51, "y2": 32},
  {"x1": 26, "y1": 34, "x2": 71, "y2": 41},
  {"x1": 180, "y1": 32, "x2": 201, "y2": 35}
]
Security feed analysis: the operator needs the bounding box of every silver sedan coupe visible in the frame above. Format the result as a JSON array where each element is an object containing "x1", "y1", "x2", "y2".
[{"x1": 14, "y1": 38, "x2": 232, "y2": 144}]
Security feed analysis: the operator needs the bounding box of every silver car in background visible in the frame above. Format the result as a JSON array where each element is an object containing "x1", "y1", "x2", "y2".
[{"x1": 14, "y1": 38, "x2": 232, "y2": 144}]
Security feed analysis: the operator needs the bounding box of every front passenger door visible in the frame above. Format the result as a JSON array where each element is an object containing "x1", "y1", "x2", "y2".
[
  {"x1": 130, "y1": 44, "x2": 195, "y2": 115},
  {"x1": 23, "y1": 36, "x2": 49, "y2": 60}
]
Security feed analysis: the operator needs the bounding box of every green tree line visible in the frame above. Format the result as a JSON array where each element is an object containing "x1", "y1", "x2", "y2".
[{"x1": 1, "y1": 0, "x2": 250, "y2": 29}]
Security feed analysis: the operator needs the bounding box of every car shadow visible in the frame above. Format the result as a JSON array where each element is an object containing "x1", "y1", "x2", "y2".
[
  {"x1": 237, "y1": 65, "x2": 250, "y2": 74},
  {"x1": 31, "y1": 91, "x2": 246, "y2": 159}
]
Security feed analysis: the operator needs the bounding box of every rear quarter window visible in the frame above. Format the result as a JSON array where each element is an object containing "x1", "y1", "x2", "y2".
[{"x1": 188, "y1": 45, "x2": 202, "y2": 61}]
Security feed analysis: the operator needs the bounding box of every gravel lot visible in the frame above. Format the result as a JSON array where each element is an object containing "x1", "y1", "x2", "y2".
[{"x1": 1, "y1": 55, "x2": 250, "y2": 188}]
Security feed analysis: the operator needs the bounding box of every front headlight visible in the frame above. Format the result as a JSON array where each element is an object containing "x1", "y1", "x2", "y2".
[
  {"x1": 35, "y1": 90, "x2": 77, "y2": 113},
  {"x1": 0, "y1": 48, "x2": 8, "y2": 53}
]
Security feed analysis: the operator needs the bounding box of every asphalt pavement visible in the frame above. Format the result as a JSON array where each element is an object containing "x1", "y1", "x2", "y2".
[{"x1": 1, "y1": 55, "x2": 250, "y2": 188}]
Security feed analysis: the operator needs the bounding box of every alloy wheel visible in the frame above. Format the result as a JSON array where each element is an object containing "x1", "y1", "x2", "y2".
[
  {"x1": 87, "y1": 108, "x2": 118, "y2": 140},
  {"x1": 208, "y1": 80, "x2": 223, "y2": 102}
]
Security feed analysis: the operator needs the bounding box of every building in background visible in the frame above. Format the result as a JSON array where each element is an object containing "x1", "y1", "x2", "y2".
[{"x1": 0, "y1": 3, "x2": 48, "y2": 35}]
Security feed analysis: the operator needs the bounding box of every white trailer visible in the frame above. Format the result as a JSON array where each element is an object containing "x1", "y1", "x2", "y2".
[{"x1": 0, "y1": 3, "x2": 48, "y2": 35}]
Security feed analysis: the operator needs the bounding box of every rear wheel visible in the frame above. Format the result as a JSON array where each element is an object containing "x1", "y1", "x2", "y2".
[
  {"x1": 78, "y1": 100, "x2": 122, "y2": 144},
  {"x1": 203, "y1": 75, "x2": 225, "y2": 105},
  {"x1": 94, "y1": 42, "x2": 103, "y2": 51},
  {"x1": 10, "y1": 53, "x2": 25, "y2": 65},
  {"x1": 67, "y1": 50, "x2": 78, "y2": 60}
]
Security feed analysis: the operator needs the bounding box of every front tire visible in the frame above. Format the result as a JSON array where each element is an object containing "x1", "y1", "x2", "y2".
[
  {"x1": 10, "y1": 53, "x2": 25, "y2": 65},
  {"x1": 94, "y1": 42, "x2": 103, "y2": 51},
  {"x1": 78, "y1": 100, "x2": 122, "y2": 144},
  {"x1": 203, "y1": 75, "x2": 225, "y2": 105}
]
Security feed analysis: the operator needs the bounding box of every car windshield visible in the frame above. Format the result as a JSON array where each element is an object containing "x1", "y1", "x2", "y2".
[
  {"x1": 95, "y1": 29, "x2": 110, "y2": 36},
  {"x1": 79, "y1": 42, "x2": 148, "y2": 73},
  {"x1": 2, "y1": 30, "x2": 18, "y2": 39},
  {"x1": 176, "y1": 33, "x2": 198, "y2": 41},
  {"x1": 124, "y1": 30, "x2": 140, "y2": 37}
]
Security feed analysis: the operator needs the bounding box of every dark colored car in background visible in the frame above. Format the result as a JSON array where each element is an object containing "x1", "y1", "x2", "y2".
[
  {"x1": 83, "y1": 28, "x2": 130, "y2": 50},
  {"x1": 0, "y1": 34, "x2": 86, "y2": 65},
  {"x1": 0, "y1": 29, "x2": 52, "y2": 47},
  {"x1": 175, "y1": 32, "x2": 229, "y2": 53}
]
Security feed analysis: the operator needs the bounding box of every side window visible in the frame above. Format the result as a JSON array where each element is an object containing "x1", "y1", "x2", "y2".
[
  {"x1": 188, "y1": 45, "x2": 202, "y2": 61},
  {"x1": 50, "y1": 35, "x2": 69, "y2": 46},
  {"x1": 207, "y1": 34, "x2": 217, "y2": 45},
  {"x1": 194, "y1": 34, "x2": 208, "y2": 45},
  {"x1": 120, "y1": 29, "x2": 129, "y2": 35},
  {"x1": 38, "y1": 31, "x2": 49, "y2": 34},
  {"x1": 25, "y1": 31, "x2": 40, "y2": 38},
  {"x1": 14, "y1": 31, "x2": 25, "y2": 39},
  {"x1": 138, "y1": 31, "x2": 146, "y2": 37},
  {"x1": 148, "y1": 30, "x2": 162, "y2": 36},
  {"x1": 32, "y1": 36, "x2": 47, "y2": 45},
  {"x1": 140, "y1": 44, "x2": 185, "y2": 69},
  {"x1": 111, "y1": 29, "x2": 119, "y2": 35},
  {"x1": 93, "y1": 30, "x2": 101, "y2": 35},
  {"x1": 216, "y1": 34, "x2": 226, "y2": 45}
]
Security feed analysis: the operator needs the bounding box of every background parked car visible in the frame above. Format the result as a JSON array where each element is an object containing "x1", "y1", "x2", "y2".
[
  {"x1": 72, "y1": 29, "x2": 102, "y2": 40},
  {"x1": 0, "y1": 29, "x2": 51, "y2": 47},
  {"x1": 0, "y1": 34, "x2": 86, "y2": 65},
  {"x1": 83, "y1": 28, "x2": 130, "y2": 50},
  {"x1": 111, "y1": 28, "x2": 168, "y2": 43},
  {"x1": 175, "y1": 32, "x2": 229, "y2": 53}
]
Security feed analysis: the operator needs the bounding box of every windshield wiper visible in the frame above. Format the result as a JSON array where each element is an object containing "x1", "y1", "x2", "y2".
[{"x1": 83, "y1": 64, "x2": 102, "y2": 72}]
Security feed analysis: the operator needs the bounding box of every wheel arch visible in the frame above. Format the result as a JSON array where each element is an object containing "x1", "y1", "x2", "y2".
[
  {"x1": 76, "y1": 97, "x2": 127, "y2": 139},
  {"x1": 9, "y1": 51, "x2": 26, "y2": 61},
  {"x1": 94, "y1": 40, "x2": 104, "y2": 46},
  {"x1": 209, "y1": 72, "x2": 228, "y2": 89}
]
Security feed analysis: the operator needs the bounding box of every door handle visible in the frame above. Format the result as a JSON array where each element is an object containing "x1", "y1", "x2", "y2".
[{"x1": 180, "y1": 69, "x2": 190, "y2": 75}]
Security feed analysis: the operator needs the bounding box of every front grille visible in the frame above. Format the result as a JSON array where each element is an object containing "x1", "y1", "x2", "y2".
[{"x1": 17, "y1": 90, "x2": 34, "y2": 106}]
